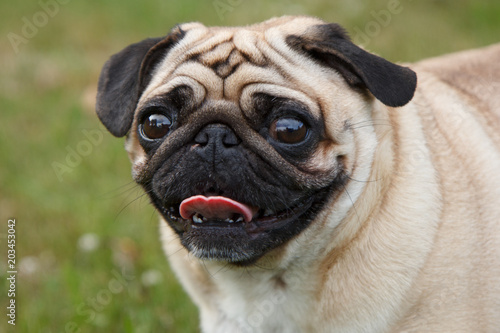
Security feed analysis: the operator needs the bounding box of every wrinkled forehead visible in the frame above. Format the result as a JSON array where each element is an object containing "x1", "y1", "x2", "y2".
[{"x1": 138, "y1": 16, "x2": 331, "y2": 117}]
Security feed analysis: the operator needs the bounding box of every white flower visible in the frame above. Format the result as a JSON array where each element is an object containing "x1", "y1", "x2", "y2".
[
  {"x1": 77, "y1": 233, "x2": 100, "y2": 252},
  {"x1": 141, "y1": 269, "x2": 163, "y2": 287},
  {"x1": 19, "y1": 256, "x2": 40, "y2": 276}
]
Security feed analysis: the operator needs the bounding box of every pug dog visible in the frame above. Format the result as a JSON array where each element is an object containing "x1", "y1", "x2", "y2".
[{"x1": 96, "y1": 16, "x2": 500, "y2": 333}]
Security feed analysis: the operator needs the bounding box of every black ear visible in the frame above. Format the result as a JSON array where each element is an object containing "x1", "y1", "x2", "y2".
[
  {"x1": 286, "y1": 23, "x2": 417, "y2": 107},
  {"x1": 96, "y1": 27, "x2": 185, "y2": 137}
]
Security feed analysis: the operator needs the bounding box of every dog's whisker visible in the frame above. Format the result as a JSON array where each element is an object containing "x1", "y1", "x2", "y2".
[
  {"x1": 211, "y1": 262, "x2": 232, "y2": 278},
  {"x1": 164, "y1": 246, "x2": 186, "y2": 260},
  {"x1": 349, "y1": 121, "x2": 392, "y2": 129},
  {"x1": 348, "y1": 117, "x2": 391, "y2": 124},
  {"x1": 97, "y1": 181, "x2": 140, "y2": 199},
  {"x1": 342, "y1": 185, "x2": 361, "y2": 227},
  {"x1": 346, "y1": 175, "x2": 382, "y2": 183},
  {"x1": 113, "y1": 191, "x2": 151, "y2": 222},
  {"x1": 199, "y1": 260, "x2": 218, "y2": 280}
]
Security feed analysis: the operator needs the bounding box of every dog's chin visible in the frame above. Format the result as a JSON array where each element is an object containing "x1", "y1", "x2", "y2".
[{"x1": 153, "y1": 188, "x2": 333, "y2": 265}]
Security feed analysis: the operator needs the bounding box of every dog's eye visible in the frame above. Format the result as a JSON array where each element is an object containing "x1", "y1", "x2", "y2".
[
  {"x1": 141, "y1": 114, "x2": 172, "y2": 140},
  {"x1": 270, "y1": 117, "x2": 307, "y2": 144}
]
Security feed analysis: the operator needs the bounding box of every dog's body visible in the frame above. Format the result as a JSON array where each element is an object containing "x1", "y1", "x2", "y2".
[{"x1": 96, "y1": 16, "x2": 500, "y2": 332}]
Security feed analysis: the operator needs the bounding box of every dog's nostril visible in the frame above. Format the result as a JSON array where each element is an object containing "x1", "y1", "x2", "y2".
[
  {"x1": 194, "y1": 132, "x2": 209, "y2": 146},
  {"x1": 193, "y1": 123, "x2": 240, "y2": 148},
  {"x1": 222, "y1": 132, "x2": 240, "y2": 147}
]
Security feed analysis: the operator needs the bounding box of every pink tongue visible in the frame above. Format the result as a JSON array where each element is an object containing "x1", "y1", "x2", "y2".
[{"x1": 179, "y1": 195, "x2": 256, "y2": 222}]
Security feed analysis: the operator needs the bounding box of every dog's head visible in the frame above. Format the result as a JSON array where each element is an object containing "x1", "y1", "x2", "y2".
[{"x1": 96, "y1": 16, "x2": 416, "y2": 265}]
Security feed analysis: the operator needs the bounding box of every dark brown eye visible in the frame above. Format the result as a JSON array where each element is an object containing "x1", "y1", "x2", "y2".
[
  {"x1": 141, "y1": 114, "x2": 171, "y2": 139},
  {"x1": 270, "y1": 117, "x2": 307, "y2": 144}
]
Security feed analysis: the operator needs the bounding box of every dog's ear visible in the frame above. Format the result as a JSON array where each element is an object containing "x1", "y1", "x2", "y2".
[
  {"x1": 96, "y1": 27, "x2": 185, "y2": 137},
  {"x1": 286, "y1": 23, "x2": 417, "y2": 107}
]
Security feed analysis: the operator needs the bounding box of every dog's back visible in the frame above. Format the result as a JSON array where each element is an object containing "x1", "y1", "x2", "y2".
[{"x1": 415, "y1": 43, "x2": 500, "y2": 119}]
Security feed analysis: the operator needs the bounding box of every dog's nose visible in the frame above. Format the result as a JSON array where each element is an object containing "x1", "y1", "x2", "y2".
[{"x1": 193, "y1": 123, "x2": 241, "y2": 156}]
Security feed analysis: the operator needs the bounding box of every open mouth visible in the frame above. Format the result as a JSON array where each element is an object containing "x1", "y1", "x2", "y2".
[
  {"x1": 162, "y1": 194, "x2": 315, "y2": 234},
  {"x1": 151, "y1": 183, "x2": 342, "y2": 264}
]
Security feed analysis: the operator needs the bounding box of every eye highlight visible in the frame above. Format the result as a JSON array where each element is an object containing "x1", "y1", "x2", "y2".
[
  {"x1": 140, "y1": 114, "x2": 172, "y2": 140},
  {"x1": 270, "y1": 117, "x2": 308, "y2": 144}
]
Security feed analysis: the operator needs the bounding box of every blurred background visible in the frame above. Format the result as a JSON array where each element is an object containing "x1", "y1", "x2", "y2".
[{"x1": 1, "y1": 0, "x2": 499, "y2": 332}]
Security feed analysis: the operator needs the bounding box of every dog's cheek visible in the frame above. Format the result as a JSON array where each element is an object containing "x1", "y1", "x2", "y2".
[
  {"x1": 304, "y1": 136, "x2": 355, "y2": 176},
  {"x1": 305, "y1": 141, "x2": 340, "y2": 173},
  {"x1": 125, "y1": 132, "x2": 148, "y2": 177}
]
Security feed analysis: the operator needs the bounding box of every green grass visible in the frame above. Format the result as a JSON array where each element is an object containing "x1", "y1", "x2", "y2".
[{"x1": 1, "y1": 0, "x2": 499, "y2": 332}]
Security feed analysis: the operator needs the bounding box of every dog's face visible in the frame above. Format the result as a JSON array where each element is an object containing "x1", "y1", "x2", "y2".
[{"x1": 96, "y1": 16, "x2": 416, "y2": 265}]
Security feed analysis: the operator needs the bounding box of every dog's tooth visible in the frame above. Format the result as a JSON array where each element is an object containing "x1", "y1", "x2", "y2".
[
  {"x1": 193, "y1": 214, "x2": 204, "y2": 223},
  {"x1": 235, "y1": 216, "x2": 244, "y2": 223},
  {"x1": 165, "y1": 208, "x2": 176, "y2": 220}
]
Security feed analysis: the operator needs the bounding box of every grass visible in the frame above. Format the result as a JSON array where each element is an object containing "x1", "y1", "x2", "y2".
[{"x1": 0, "y1": 0, "x2": 499, "y2": 332}]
